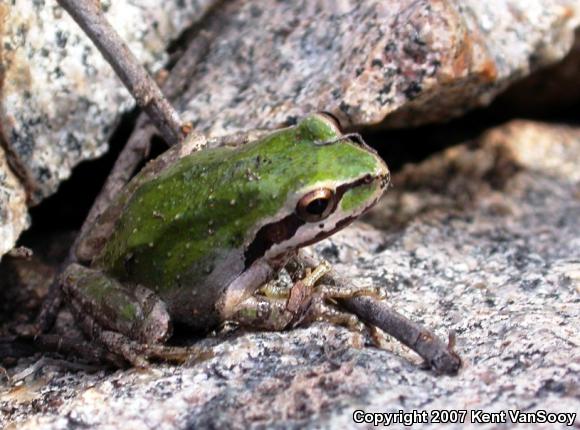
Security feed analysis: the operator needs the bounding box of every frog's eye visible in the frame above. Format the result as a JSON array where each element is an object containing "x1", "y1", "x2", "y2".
[
  {"x1": 318, "y1": 111, "x2": 343, "y2": 133},
  {"x1": 296, "y1": 188, "x2": 336, "y2": 222}
]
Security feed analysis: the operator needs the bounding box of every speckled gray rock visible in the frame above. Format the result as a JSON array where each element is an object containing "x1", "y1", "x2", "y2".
[
  {"x1": 2, "y1": 120, "x2": 578, "y2": 428},
  {"x1": 1, "y1": 0, "x2": 579, "y2": 259},
  {"x1": 494, "y1": 29, "x2": 580, "y2": 116},
  {"x1": 0, "y1": 147, "x2": 28, "y2": 257},
  {"x1": 175, "y1": 0, "x2": 580, "y2": 137},
  {"x1": 0, "y1": 0, "x2": 217, "y2": 257}
]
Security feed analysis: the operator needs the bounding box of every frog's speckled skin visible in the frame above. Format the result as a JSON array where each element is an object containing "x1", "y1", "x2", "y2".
[{"x1": 69, "y1": 114, "x2": 389, "y2": 333}]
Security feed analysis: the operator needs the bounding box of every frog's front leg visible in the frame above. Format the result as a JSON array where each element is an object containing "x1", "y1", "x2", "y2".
[
  {"x1": 61, "y1": 264, "x2": 193, "y2": 366},
  {"x1": 229, "y1": 260, "x2": 331, "y2": 330},
  {"x1": 229, "y1": 259, "x2": 385, "y2": 339}
]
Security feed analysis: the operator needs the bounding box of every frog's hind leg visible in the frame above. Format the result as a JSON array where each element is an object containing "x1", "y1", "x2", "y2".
[
  {"x1": 62, "y1": 264, "x2": 172, "y2": 344},
  {"x1": 61, "y1": 264, "x2": 199, "y2": 366},
  {"x1": 66, "y1": 299, "x2": 190, "y2": 367}
]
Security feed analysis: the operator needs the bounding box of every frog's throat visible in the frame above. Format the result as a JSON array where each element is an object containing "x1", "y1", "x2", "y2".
[{"x1": 243, "y1": 173, "x2": 386, "y2": 269}]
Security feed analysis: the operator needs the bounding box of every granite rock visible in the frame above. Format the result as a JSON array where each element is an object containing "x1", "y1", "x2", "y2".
[
  {"x1": 174, "y1": 0, "x2": 580, "y2": 137},
  {"x1": 1, "y1": 120, "x2": 578, "y2": 428},
  {"x1": 0, "y1": 146, "x2": 28, "y2": 257},
  {"x1": 1, "y1": 0, "x2": 580, "y2": 258},
  {"x1": 493, "y1": 29, "x2": 580, "y2": 116}
]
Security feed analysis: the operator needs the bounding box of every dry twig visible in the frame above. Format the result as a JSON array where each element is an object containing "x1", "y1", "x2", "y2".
[
  {"x1": 341, "y1": 297, "x2": 462, "y2": 375},
  {"x1": 57, "y1": 0, "x2": 184, "y2": 146},
  {"x1": 298, "y1": 254, "x2": 462, "y2": 375}
]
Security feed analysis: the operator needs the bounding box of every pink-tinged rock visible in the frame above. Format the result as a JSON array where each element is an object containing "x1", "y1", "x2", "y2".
[
  {"x1": 0, "y1": 146, "x2": 28, "y2": 259},
  {"x1": 174, "y1": 0, "x2": 579, "y2": 136}
]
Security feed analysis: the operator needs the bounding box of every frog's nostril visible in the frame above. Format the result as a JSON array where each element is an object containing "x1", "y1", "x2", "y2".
[{"x1": 380, "y1": 172, "x2": 390, "y2": 189}]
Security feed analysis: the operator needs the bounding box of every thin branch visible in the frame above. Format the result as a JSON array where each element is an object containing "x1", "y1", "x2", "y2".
[
  {"x1": 341, "y1": 297, "x2": 462, "y2": 375},
  {"x1": 57, "y1": 0, "x2": 185, "y2": 146},
  {"x1": 298, "y1": 254, "x2": 462, "y2": 375}
]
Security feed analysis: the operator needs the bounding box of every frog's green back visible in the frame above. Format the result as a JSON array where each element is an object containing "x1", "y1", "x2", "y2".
[{"x1": 96, "y1": 115, "x2": 384, "y2": 298}]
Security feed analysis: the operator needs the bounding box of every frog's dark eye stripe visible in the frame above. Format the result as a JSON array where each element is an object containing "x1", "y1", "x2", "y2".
[
  {"x1": 244, "y1": 214, "x2": 304, "y2": 268},
  {"x1": 296, "y1": 188, "x2": 336, "y2": 222}
]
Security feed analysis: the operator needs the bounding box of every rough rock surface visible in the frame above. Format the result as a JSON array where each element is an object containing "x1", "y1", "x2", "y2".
[
  {"x1": 1, "y1": 120, "x2": 578, "y2": 428},
  {"x1": 0, "y1": 0, "x2": 217, "y2": 202},
  {"x1": 0, "y1": 146, "x2": 28, "y2": 257},
  {"x1": 175, "y1": 0, "x2": 580, "y2": 137},
  {"x1": 0, "y1": 0, "x2": 217, "y2": 257},
  {"x1": 493, "y1": 29, "x2": 580, "y2": 117},
  {"x1": 1, "y1": 0, "x2": 580, "y2": 258}
]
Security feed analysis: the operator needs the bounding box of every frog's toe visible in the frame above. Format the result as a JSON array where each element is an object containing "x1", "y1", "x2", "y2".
[
  {"x1": 136, "y1": 344, "x2": 210, "y2": 365},
  {"x1": 94, "y1": 331, "x2": 207, "y2": 367},
  {"x1": 298, "y1": 295, "x2": 380, "y2": 348}
]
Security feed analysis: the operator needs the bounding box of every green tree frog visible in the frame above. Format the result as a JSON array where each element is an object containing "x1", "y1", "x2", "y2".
[{"x1": 61, "y1": 113, "x2": 390, "y2": 366}]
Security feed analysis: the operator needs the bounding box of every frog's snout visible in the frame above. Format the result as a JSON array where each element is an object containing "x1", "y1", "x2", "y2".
[{"x1": 373, "y1": 154, "x2": 391, "y2": 193}]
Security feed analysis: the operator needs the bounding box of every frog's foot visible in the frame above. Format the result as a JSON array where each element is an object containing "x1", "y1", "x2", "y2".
[
  {"x1": 230, "y1": 260, "x2": 386, "y2": 343},
  {"x1": 230, "y1": 260, "x2": 333, "y2": 330},
  {"x1": 300, "y1": 298, "x2": 368, "y2": 347},
  {"x1": 286, "y1": 259, "x2": 386, "y2": 325},
  {"x1": 285, "y1": 259, "x2": 387, "y2": 346},
  {"x1": 231, "y1": 282, "x2": 381, "y2": 347},
  {"x1": 91, "y1": 332, "x2": 200, "y2": 368},
  {"x1": 256, "y1": 260, "x2": 331, "y2": 299},
  {"x1": 285, "y1": 256, "x2": 387, "y2": 301}
]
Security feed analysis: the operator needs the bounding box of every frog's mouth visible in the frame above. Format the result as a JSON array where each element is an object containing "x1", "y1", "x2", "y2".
[
  {"x1": 243, "y1": 173, "x2": 388, "y2": 269},
  {"x1": 244, "y1": 213, "x2": 305, "y2": 268}
]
